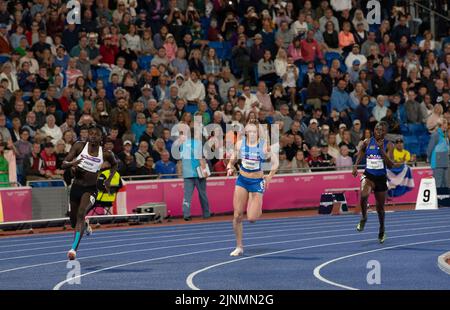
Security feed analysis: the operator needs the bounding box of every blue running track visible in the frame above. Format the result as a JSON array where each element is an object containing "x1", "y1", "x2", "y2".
[{"x1": 0, "y1": 208, "x2": 449, "y2": 290}]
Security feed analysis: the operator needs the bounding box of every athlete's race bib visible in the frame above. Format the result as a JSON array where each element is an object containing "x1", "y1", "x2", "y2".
[
  {"x1": 367, "y1": 158, "x2": 384, "y2": 170},
  {"x1": 242, "y1": 158, "x2": 260, "y2": 171}
]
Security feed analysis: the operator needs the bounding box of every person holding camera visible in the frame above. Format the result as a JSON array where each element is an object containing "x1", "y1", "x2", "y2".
[
  {"x1": 231, "y1": 34, "x2": 252, "y2": 83},
  {"x1": 221, "y1": 12, "x2": 239, "y2": 41}
]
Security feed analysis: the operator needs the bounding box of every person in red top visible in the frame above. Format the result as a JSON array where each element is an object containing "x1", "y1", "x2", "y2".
[
  {"x1": 40, "y1": 142, "x2": 64, "y2": 178},
  {"x1": 306, "y1": 146, "x2": 326, "y2": 171},
  {"x1": 99, "y1": 35, "x2": 118, "y2": 66},
  {"x1": 0, "y1": 23, "x2": 11, "y2": 55},
  {"x1": 300, "y1": 30, "x2": 325, "y2": 64}
]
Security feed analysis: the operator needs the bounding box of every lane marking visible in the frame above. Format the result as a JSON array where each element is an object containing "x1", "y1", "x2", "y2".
[{"x1": 313, "y1": 238, "x2": 450, "y2": 290}]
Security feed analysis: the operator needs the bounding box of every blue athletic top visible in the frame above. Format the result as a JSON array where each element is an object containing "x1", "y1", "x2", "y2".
[
  {"x1": 364, "y1": 137, "x2": 389, "y2": 176},
  {"x1": 239, "y1": 136, "x2": 265, "y2": 173}
]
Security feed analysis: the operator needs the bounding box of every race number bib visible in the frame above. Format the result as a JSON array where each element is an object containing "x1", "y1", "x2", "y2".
[
  {"x1": 242, "y1": 158, "x2": 260, "y2": 171},
  {"x1": 367, "y1": 158, "x2": 384, "y2": 170}
]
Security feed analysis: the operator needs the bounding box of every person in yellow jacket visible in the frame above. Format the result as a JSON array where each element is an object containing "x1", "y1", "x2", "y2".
[
  {"x1": 84, "y1": 161, "x2": 123, "y2": 234},
  {"x1": 95, "y1": 166, "x2": 122, "y2": 205}
]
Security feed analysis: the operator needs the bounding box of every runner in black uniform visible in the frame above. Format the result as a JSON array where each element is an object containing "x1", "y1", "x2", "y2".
[{"x1": 62, "y1": 127, "x2": 118, "y2": 260}]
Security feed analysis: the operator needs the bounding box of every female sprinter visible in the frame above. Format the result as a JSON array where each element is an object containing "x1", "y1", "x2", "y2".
[
  {"x1": 62, "y1": 126, "x2": 118, "y2": 260},
  {"x1": 226, "y1": 120, "x2": 279, "y2": 256}
]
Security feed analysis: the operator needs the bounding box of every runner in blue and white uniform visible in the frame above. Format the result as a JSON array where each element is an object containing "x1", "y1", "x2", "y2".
[
  {"x1": 226, "y1": 120, "x2": 278, "y2": 256},
  {"x1": 352, "y1": 121, "x2": 397, "y2": 243}
]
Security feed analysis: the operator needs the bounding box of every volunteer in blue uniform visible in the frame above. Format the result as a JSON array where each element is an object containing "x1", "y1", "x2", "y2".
[
  {"x1": 226, "y1": 120, "x2": 279, "y2": 256},
  {"x1": 180, "y1": 126, "x2": 211, "y2": 221}
]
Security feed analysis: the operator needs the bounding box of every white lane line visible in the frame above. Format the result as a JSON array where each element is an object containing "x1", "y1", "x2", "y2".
[
  {"x1": 1, "y1": 209, "x2": 447, "y2": 245},
  {"x1": 312, "y1": 238, "x2": 450, "y2": 290},
  {"x1": 4, "y1": 221, "x2": 447, "y2": 275},
  {"x1": 186, "y1": 235, "x2": 450, "y2": 290},
  {"x1": 4, "y1": 215, "x2": 450, "y2": 275},
  {"x1": 0, "y1": 215, "x2": 364, "y2": 248},
  {"x1": 2, "y1": 213, "x2": 448, "y2": 256},
  {"x1": 1, "y1": 211, "x2": 446, "y2": 249},
  {"x1": 1, "y1": 217, "x2": 449, "y2": 261},
  {"x1": 0, "y1": 216, "x2": 448, "y2": 261}
]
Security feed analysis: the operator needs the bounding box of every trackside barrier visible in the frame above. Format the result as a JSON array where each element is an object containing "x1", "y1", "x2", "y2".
[{"x1": 118, "y1": 167, "x2": 433, "y2": 217}]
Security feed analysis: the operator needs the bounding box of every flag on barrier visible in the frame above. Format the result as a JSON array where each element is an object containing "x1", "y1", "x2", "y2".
[{"x1": 387, "y1": 164, "x2": 415, "y2": 197}]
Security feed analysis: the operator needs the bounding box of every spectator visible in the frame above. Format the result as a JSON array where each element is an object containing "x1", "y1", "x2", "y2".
[
  {"x1": 155, "y1": 150, "x2": 176, "y2": 179},
  {"x1": 39, "y1": 142, "x2": 63, "y2": 179},
  {"x1": 393, "y1": 138, "x2": 412, "y2": 163},
  {"x1": 304, "y1": 118, "x2": 321, "y2": 148},
  {"x1": 427, "y1": 104, "x2": 444, "y2": 133},
  {"x1": 391, "y1": 14, "x2": 411, "y2": 44},
  {"x1": 135, "y1": 141, "x2": 150, "y2": 168},
  {"x1": 118, "y1": 140, "x2": 133, "y2": 163},
  {"x1": 301, "y1": 30, "x2": 325, "y2": 64},
  {"x1": 119, "y1": 154, "x2": 138, "y2": 176},
  {"x1": 405, "y1": 90, "x2": 425, "y2": 124},
  {"x1": 322, "y1": 21, "x2": 340, "y2": 53},
  {"x1": 381, "y1": 108, "x2": 401, "y2": 135},
  {"x1": 338, "y1": 129, "x2": 357, "y2": 158},
  {"x1": 0, "y1": 141, "x2": 8, "y2": 186},
  {"x1": 306, "y1": 146, "x2": 325, "y2": 171},
  {"x1": 336, "y1": 144, "x2": 353, "y2": 170},
  {"x1": 427, "y1": 119, "x2": 449, "y2": 189},
  {"x1": 339, "y1": 22, "x2": 355, "y2": 55},
  {"x1": 276, "y1": 21, "x2": 294, "y2": 50},
  {"x1": 345, "y1": 44, "x2": 367, "y2": 71},
  {"x1": 372, "y1": 64, "x2": 393, "y2": 97},
  {"x1": 319, "y1": 9, "x2": 340, "y2": 33},
  {"x1": 350, "y1": 119, "x2": 363, "y2": 146},
  {"x1": 258, "y1": 50, "x2": 278, "y2": 88},
  {"x1": 306, "y1": 73, "x2": 330, "y2": 110},
  {"x1": 330, "y1": 79, "x2": 356, "y2": 113},
  {"x1": 278, "y1": 150, "x2": 292, "y2": 172},
  {"x1": 282, "y1": 133, "x2": 298, "y2": 161},
  {"x1": 138, "y1": 156, "x2": 156, "y2": 177},
  {"x1": 372, "y1": 95, "x2": 388, "y2": 122},
  {"x1": 14, "y1": 128, "x2": 32, "y2": 183},
  {"x1": 291, "y1": 150, "x2": 310, "y2": 173}
]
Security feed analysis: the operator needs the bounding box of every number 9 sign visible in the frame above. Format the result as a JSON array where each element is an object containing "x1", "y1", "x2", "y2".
[{"x1": 416, "y1": 177, "x2": 438, "y2": 210}]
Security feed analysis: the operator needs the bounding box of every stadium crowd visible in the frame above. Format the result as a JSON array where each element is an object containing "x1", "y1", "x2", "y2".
[{"x1": 0, "y1": 0, "x2": 449, "y2": 186}]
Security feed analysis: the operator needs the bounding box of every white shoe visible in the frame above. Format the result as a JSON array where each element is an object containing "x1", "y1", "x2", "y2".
[
  {"x1": 230, "y1": 247, "x2": 244, "y2": 256},
  {"x1": 67, "y1": 249, "x2": 76, "y2": 260},
  {"x1": 85, "y1": 218, "x2": 92, "y2": 236}
]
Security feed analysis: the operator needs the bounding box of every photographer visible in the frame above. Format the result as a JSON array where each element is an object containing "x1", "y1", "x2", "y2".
[{"x1": 221, "y1": 12, "x2": 239, "y2": 41}]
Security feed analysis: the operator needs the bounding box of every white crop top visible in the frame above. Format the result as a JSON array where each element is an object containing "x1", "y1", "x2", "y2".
[{"x1": 76, "y1": 142, "x2": 104, "y2": 173}]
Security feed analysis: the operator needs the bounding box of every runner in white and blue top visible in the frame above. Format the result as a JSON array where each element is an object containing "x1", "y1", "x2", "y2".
[
  {"x1": 352, "y1": 121, "x2": 397, "y2": 244},
  {"x1": 236, "y1": 135, "x2": 266, "y2": 193},
  {"x1": 226, "y1": 121, "x2": 279, "y2": 257}
]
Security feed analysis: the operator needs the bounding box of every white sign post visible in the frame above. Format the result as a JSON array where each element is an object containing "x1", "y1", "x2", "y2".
[{"x1": 415, "y1": 177, "x2": 438, "y2": 210}]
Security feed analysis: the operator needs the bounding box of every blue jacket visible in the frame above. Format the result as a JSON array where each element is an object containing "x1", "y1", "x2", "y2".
[
  {"x1": 427, "y1": 128, "x2": 449, "y2": 169},
  {"x1": 330, "y1": 87, "x2": 356, "y2": 112},
  {"x1": 155, "y1": 160, "x2": 177, "y2": 179}
]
